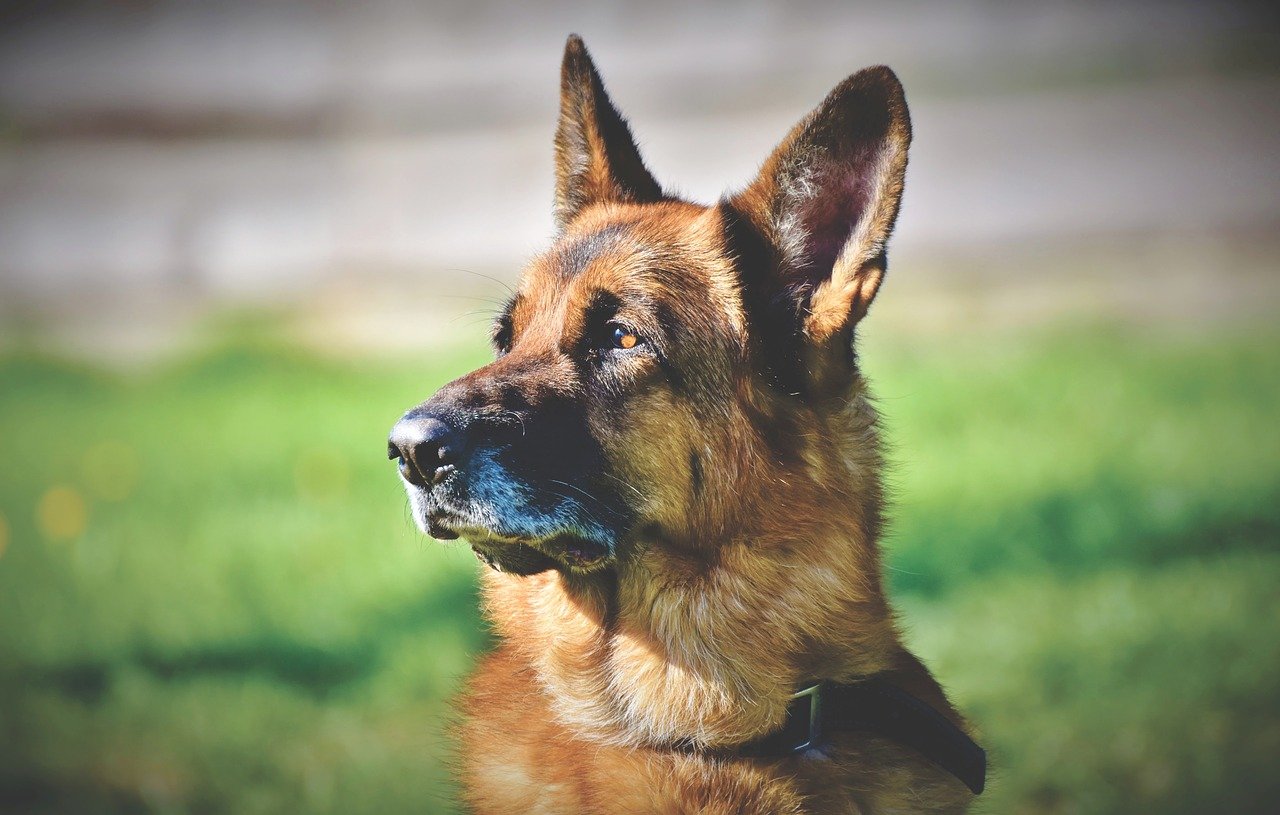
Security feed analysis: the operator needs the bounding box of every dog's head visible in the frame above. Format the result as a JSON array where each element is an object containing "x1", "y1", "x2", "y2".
[{"x1": 389, "y1": 36, "x2": 910, "y2": 576}]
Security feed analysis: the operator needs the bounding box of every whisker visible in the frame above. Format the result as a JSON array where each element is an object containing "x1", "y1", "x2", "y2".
[
  {"x1": 599, "y1": 471, "x2": 644, "y2": 500},
  {"x1": 536, "y1": 488, "x2": 616, "y2": 531},
  {"x1": 446, "y1": 268, "x2": 516, "y2": 296},
  {"x1": 502, "y1": 410, "x2": 527, "y2": 437},
  {"x1": 437, "y1": 294, "x2": 508, "y2": 306},
  {"x1": 545, "y1": 480, "x2": 625, "y2": 521}
]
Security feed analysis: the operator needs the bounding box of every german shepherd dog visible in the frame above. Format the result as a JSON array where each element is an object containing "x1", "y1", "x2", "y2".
[{"x1": 389, "y1": 36, "x2": 984, "y2": 814}]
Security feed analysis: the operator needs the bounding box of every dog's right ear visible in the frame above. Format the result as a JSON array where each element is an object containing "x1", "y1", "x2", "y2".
[{"x1": 553, "y1": 35, "x2": 663, "y2": 231}]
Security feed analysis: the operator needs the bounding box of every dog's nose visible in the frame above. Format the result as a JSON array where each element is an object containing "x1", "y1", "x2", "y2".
[{"x1": 388, "y1": 414, "x2": 462, "y2": 487}]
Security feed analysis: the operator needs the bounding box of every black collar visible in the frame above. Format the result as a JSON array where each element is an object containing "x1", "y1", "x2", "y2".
[{"x1": 740, "y1": 678, "x2": 986, "y2": 795}]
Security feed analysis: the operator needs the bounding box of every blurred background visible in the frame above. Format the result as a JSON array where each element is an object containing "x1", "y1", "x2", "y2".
[{"x1": 1, "y1": 1, "x2": 1277, "y2": 812}]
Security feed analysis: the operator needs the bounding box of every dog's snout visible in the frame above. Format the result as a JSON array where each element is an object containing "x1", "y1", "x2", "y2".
[{"x1": 388, "y1": 414, "x2": 463, "y2": 487}]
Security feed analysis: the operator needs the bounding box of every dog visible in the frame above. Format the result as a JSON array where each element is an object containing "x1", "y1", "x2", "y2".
[{"x1": 388, "y1": 35, "x2": 984, "y2": 814}]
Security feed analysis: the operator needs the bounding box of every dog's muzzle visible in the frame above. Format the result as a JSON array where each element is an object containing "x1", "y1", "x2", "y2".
[{"x1": 387, "y1": 405, "x2": 617, "y2": 574}]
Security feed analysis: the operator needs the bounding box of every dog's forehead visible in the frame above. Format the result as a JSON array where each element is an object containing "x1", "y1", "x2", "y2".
[{"x1": 511, "y1": 202, "x2": 743, "y2": 331}]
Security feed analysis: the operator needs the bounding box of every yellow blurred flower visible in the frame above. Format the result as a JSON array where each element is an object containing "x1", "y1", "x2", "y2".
[
  {"x1": 37, "y1": 486, "x2": 88, "y2": 542},
  {"x1": 0, "y1": 512, "x2": 9, "y2": 557}
]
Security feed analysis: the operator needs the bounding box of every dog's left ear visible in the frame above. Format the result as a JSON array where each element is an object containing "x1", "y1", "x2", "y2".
[
  {"x1": 728, "y1": 66, "x2": 911, "y2": 391},
  {"x1": 553, "y1": 35, "x2": 663, "y2": 231}
]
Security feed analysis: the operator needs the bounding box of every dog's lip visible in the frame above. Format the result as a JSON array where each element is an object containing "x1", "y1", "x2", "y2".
[
  {"x1": 426, "y1": 518, "x2": 460, "y2": 540},
  {"x1": 431, "y1": 518, "x2": 612, "y2": 572},
  {"x1": 424, "y1": 510, "x2": 465, "y2": 541},
  {"x1": 422, "y1": 506, "x2": 613, "y2": 573},
  {"x1": 425, "y1": 512, "x2": 530, "y2": 547}
]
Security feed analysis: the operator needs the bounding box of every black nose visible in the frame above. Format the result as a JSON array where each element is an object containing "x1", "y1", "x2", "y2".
[{"x1": 387, "y1": 413, "x2": 463, "y2": 487}]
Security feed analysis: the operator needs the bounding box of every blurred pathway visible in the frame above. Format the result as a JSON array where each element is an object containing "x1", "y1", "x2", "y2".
[{"x1": 0, "y1": 0, "x2": 1276, "y2": 356}]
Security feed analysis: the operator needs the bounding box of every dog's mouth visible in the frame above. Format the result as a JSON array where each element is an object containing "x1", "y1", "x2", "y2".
[
  {"x1": 470, "y1": 540, "x2": 560, "y2": 576},
  {"x1": 427, "y1": 510, "x2": 612, "y2": 575}
]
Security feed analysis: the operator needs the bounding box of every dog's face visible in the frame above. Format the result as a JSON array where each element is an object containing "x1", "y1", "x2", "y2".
[{"x1": 389, "y1": 37, "x2": 910, "y2": 576}]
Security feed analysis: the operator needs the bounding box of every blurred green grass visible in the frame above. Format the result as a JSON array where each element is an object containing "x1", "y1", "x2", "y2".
[{"x1": 1, "y1": 323, "x2": 1277, "y2": 814}]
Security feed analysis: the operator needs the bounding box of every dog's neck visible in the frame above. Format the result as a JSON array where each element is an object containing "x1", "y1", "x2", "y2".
[{"x1": 481, "y1": 512, "x2": 922, "y2": 749}]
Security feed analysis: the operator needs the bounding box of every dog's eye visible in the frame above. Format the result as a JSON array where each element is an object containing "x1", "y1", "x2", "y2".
[{"x1": 609, "y1": 324, "x2": 641, "y2": 350}]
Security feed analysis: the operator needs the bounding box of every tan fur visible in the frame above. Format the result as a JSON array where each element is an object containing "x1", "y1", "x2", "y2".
[{"x1": 424, "y1": 36, "x2": 978, "y2": 814}]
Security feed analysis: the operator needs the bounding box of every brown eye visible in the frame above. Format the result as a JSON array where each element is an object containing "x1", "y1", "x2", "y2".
[{"x1": 611, "y1": 325, "x2": 640, "y2": 350}]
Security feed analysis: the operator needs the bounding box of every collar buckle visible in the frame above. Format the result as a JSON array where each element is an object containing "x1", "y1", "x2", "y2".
[{"x1": 787, "y1": 681, "x2": 824, "y2": 753}]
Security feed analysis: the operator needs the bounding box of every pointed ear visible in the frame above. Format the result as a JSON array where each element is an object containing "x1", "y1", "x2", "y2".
[
  {"x1": 554, "y1": 35, "x2": 663, "y2": 230},
  {"x1": 729, "y1": 66, "x2": 911, "y2": 347}
]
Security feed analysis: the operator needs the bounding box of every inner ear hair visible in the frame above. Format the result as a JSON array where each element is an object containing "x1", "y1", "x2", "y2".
[{"x1": 730, "y1": 65, "x2": 911, "y2": 344}]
